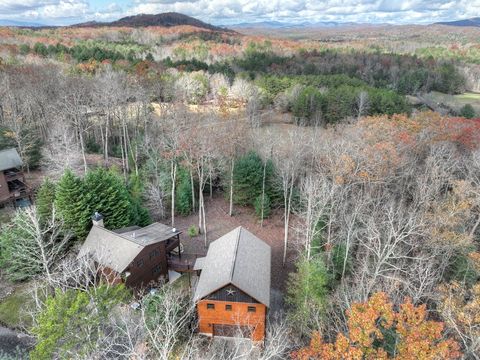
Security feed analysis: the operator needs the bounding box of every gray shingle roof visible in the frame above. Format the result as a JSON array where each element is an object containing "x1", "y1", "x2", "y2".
[
  {"x1": 115, "y1": 222, "x2": 181, "y2": 246},
  {"x1": 78, "y1": 222, "x2": 180, "y2": 273},
  {"x1": 0, "y1": 148, "x2": 22, "y2": 172},
  {"x1": 193, "y1": 227, "x2": 271, "y2": 307}
]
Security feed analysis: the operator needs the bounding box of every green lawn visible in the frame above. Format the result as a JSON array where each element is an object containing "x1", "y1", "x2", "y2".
[
  {"x1": 0, "y1": 286, "x2": 34, "y2": 329},
  {"x1": 427, "y1": 91, "x2": 480, "y2": 113}
]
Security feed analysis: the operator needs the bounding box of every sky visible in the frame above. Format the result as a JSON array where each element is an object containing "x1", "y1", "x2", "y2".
[{"x1": 0, "y1": 0, "x2": 479, "y2": 26}]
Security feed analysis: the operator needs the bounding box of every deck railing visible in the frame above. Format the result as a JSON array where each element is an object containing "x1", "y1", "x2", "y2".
[{"x1": 167, "y1": 253, "x2": 205, "y2": 273}]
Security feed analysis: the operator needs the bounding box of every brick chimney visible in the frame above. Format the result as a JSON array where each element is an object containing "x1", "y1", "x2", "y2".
[{"x1": 92, "y1": 211, "x2": 104, "y2": 227}]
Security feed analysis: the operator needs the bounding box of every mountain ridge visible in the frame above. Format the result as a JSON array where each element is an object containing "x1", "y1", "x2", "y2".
[
  {"x1": 435, "y1": 17, "x2": 480, "y2": 27},
  {"x1": 72, "y1": 12, "x2": 232, "y2": 32}
]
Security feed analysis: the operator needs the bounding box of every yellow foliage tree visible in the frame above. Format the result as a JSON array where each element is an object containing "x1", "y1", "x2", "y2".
[{"x1": 292, "y1": 292, "x2": 461, "y2": 360}]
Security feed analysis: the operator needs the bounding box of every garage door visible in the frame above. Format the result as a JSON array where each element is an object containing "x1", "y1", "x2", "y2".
[{"x1": 213, "y1": 324, "x2": 252, "y2": 338}]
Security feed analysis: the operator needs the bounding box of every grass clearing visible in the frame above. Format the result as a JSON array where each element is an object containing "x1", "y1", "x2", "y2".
[
  {"x1": 171, "y1": 273, "x2": 192, "y2": 291},
  {"x1": 425, "y1": 91, "x2": 480, "y2": 114},
  {"x1": 0, "y1": 284, "x2": 34, "y2": 329},
  {"x1": 455, "y1": 92, "x2": 480, "y2": 101}
]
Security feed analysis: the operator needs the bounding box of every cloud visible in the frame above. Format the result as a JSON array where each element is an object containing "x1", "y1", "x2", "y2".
[
  {"x1": 0, "y1": 0, "x2": 478, "y2": 25},
  {"x1": 126, "y1": 0, "x2": 476, "y2": 25}
]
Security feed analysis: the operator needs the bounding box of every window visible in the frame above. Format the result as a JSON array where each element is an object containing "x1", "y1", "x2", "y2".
[
  {"x1": 247, "y1": 306, "x2": 256, "y2": 313},
  {"x1": 136, "y1": 259, "x2": 144, "y2": 267},
  {"x1": 225, "y1": 304, "x2": 232, "y2": 311},
  {"x1": 207, "y1": 303, "x2": 215, "y2": 310},
  {"x1": 152, "y1": 264, "x2": 161, "y2": 275},
  {"x1": 150, "y1": 249, "x2": 160, "y2": 260}
]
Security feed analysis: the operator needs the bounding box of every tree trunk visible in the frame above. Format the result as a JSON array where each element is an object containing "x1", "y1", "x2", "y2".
[
  {"x1": 77, "y1": 120, "x2": 88, "y2": 174},
  {"x1": 229, "y1": 158, "x2": 234, "y2": 216},
  {"x1": 202, "y1": 194, "x2": 207, "y2": 247},
  {"x1": 260, "y1": 160, "x2": 267, "y2": 227},
  {"x1": 171, "y1": 161, "x2": 177, "y2": 227},
  {"x1": 209, "y1": 166, "x2": 213, "y2": 199},
  {"x1": 198, "y1": 164, "x2": 204, "y2": 234},
  {"x1": 104, "y1": 115, "x2": 110, "y2": 165},
  {"x1": 119, "y1": 128, "x2": 127, "y2": 180},
  {"x1": 122, "y1": 117, "x2": 129, "y2": 174},
  {"x1": 283, "y1": 181, "x2": 294, "y2": 265},
  {"x1": 190, "y1": 170, "x2": 195, "y2": 212}
]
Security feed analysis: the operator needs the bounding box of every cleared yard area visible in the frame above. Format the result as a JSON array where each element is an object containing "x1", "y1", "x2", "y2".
[
  {"x1": 426, "y1": 91, "x2": 480, "y2": 113},
  {"x1": 0, "y1": 282, "x2": 34, "y2": 329},
  {"x1": 174, "y1": 196, "x2": 297, "y2": 294}
]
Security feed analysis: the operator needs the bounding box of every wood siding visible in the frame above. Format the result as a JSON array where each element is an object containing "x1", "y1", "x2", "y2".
[
  {"x1": 197, "y1": 299, "x2": 266, "y2": 342},
  {"x1": 99, "y1": 266, "x2": 123, "y2": 285},
  {"x1": 0, "y1": 172, "x2": 9, "y2": 202},
  {"x1": 125, "y1": 242, "x2": 169, "y2": 288}
]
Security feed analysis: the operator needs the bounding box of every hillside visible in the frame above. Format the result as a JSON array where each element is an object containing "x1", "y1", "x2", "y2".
[
  {"x1": 435, "y1": 17, "x2": 480, "y2": 27},
  {"x1": 73, "y1": 12, "x2": 231, "y2": 32}
]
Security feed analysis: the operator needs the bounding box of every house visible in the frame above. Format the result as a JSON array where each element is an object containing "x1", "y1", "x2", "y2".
[
  {"x1": 0, "y1": 148, "x2": 31, "y2": 207},
  {"x1": 78, "y1": 213, "x2": 183, "y2": 288},
  {"x1": 193, "y1": 226, "x2": 271, "y2": 342}
]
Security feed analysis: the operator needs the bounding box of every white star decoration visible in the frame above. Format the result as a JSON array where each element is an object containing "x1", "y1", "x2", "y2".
[{"x1": 226, "y1": 288, "x2": 236, "y2": 296}]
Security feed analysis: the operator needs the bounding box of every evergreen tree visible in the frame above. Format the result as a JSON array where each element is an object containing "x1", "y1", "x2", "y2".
[
  {"x1": 128, "y1": 174, "x2": 152, "y2": 227},
  {"x1": 292, "y1": 86, "x2": 324, "y2": 122},
  {"x1": 175, "y1": 167, "x2": 193, "y2": 216},
  {"x1": 254, "y1": 193, "x2": 271, "y2": 220},
  {"x1": 84, "y1": 168, "x2": 132, "y2": 230},
  {"x1": 232, "y1": 152, "x2": 274, "y2": 206},
  {"x1": 287, "y1": 256, "x2": 329, "y2": 335},
  {"x1": 36, "y1": 178, "x2": 56, "y2": 225},
  {"x1": 55, "y1": 170, "x2": 90, "y2": 239},
  {"x1": 460, "y1": 104, "x2": 476, "y2": 119},
  {"x1": 31, "y1": 285, "x2": 131, "y2": 360}
]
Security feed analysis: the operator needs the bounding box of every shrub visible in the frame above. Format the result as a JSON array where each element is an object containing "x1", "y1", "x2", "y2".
[
  {"x1": 19, "y1": 44, "x2": 30, "y2": 55},
  {"x1": 187, "y1": 225, "x2": 198, "y2": 237},
  {"x1": 85, "y1": 136, "x2": 101, "y2": 153},
  {"x1": 460, "y1": 104, "x2": 476, "y2": 119}
]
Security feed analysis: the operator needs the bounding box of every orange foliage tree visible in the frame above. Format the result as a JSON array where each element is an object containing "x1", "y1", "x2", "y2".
[{"x1": 292, "y1": 292, "x2": 461, "y2": 360}]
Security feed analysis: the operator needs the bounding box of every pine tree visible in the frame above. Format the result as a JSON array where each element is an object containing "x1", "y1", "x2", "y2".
[
  {"x1": 176, "y1": 167, "x2": 193, "y2": 216},
  {"x1": 36, "y1": 178, "x2": 56, "y2": 225},
  {"x1": 54, "y1": 170, "x2": 90, "y2": 239},
  {"x1": 128, "y1": 174, "x2": 151, "y2": 227},
  {"x1": 84, "y1": 168, "x2": 132, "y2": 230}
]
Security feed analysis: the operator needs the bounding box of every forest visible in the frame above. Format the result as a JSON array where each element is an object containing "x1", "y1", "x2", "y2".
[{"x1": 0, "y1": 15, "x2": 479, "y2": 360}]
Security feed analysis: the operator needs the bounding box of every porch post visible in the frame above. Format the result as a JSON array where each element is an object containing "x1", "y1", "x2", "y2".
[{"x1": 177, "y1": 234, "x2": 181, "y2": 259}]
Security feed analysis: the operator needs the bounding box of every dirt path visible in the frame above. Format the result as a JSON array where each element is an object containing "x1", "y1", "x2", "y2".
[{"x1": 174, "y1": 196, "x2": 297, "y2": 295}]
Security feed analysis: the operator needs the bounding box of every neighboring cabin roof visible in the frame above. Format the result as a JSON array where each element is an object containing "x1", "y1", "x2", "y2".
[
  {"x1": 115, "y1": 222, "x2": 181, "y2": 246},
  {"x1": 193, "y1": 226, "x2": 271, "y2": 307},
  {"x1": 78, "y1": 222, "x2": 181, "y2": 273},
  {"x1": 0, "y1": 148, "x2": 22, "y2": 172}
]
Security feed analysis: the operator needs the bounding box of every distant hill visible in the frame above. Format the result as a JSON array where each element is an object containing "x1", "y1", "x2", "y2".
[
  {"x1": 435, "y1": 17, "x2": 480, "y2": 27},
  {"x1": 0, "y1": 19, "x2": 44, "y2": 27},
  {"x1": 73, "y1": 12, "x2": 231, "y2": 32},
  {"x1": 231, "y1": 20, "x2": 376, "y2": 30}
]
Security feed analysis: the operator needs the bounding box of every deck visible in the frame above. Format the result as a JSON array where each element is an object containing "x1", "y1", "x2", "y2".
[{"x1": 167, "y1": 253, "x2": 205, "y2": 273}]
